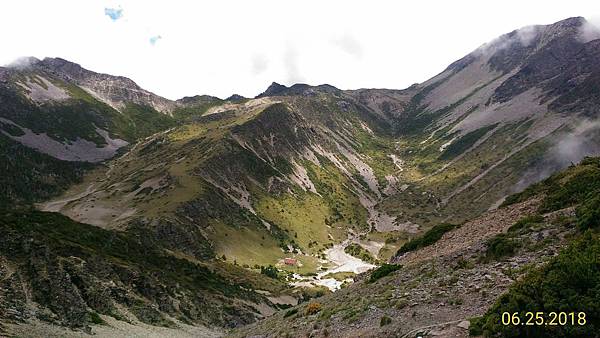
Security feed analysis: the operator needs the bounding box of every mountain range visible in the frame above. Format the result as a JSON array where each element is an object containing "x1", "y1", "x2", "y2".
[{"x1": 1, "y1": 16, "x2": 599, "y2": 338}]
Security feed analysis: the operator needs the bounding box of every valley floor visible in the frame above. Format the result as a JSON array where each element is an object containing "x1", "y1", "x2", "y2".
[{"x1": 230, "y1": 198, "x2": 577, "y2": 337}]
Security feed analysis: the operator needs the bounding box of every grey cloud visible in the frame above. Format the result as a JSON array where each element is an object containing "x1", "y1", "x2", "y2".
[
  {"x1": 516, "y1": 25, "x2": 540, "y2": 46},
  {"x1": 476, "y1": 25, "x2": 541, "y2": 57},
  {"x1": 252, "y1": 54, "x2": 268, "y2": 75},
  {"x1": 284, "y1": 44, "x2": 304, "y2": 84},
  {"x1": 6, "y1": 56, "x2": 40, "y2": 70},
  {"x1": 332, "y1": 33, "x2": 364, "y2": 59},
  {"x1": 579, "y1": 18, "x2": 600, "y2": 43},
  {"x1": 514, "y1": 119, "x2": 600, "y2": 191}
]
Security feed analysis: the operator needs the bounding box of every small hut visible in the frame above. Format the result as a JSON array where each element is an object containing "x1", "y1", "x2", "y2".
[{"x1": 283, "y1": 258, "x2": 297, "y2": 266}]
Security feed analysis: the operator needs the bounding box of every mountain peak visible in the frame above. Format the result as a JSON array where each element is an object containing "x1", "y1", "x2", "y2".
[
  {"x1": 257, "y1": 82, "x2": 288, "y2": 97},
  {"x1": 226, "y1": 94, "x2": 246, "y2": 102},
  {"x1": 5, "y1": 56, "x2": 41, "y2": 70},
  {"x1": 256, "y1": 82, "x2": 340, "y2": 98},
  {"x1": 39, "y1": 57, "x2": 83, "y2": 70},
  {"x1": 553, "y1": 16, "x2": 586, "y2": 27},
  {"x1": 176, "y1": 94, "x2": 222, "y2": 106}
]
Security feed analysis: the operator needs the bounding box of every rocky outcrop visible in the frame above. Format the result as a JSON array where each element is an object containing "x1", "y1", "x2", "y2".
[
  {"x1": 33, "y1": 58, "x2": 177, "y2": 114},
  {"x1": 256, "y1": 82, "x2": 340, "y2": 98}
]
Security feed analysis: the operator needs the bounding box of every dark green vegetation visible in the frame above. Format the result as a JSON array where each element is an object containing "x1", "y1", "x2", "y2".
[
  {"x1": 576, "y1": 194, "x2": 600, "y2": 230},
  {"x1": 368, "y1": 264, "x2": 402, "y2": 283},
  {"x1": 260, "y1": 265, "x2": 279, "y2": 279},
  {"x1": 439, "y1": 124, "x2": 497, "y2": 160},
  {"x1": 115, "y1": 103, "x2": 176, "y2": 140},
  {"x1": 283, "y1": 308, "x2": 298, "y2": 318},
  {"x1": 0, "y1": 75, "x2": 175, "y2": 145},
  {"x1": 0, "y1": 71, "x2": 177, "y2": 206},
  {"x1": 482, "y1": 233, "x2": 519, "y2": 262},
  {"x1": 508, "y1": 214, "x2": 545, "y2": 232},
  {"x1": 172, "y1": 95, "x2": 223, "y2": 121},
  {"x1": 472, "y1": 157, "x2": 600, "y2": 337},
  {"x1": 396, "y1": 223, "x2": 457, "y2": 255},
  {"x1": 0, "y1": 134, "x2": 92, "y2": 206},
  {"x1": 502, "y1": 157, "x2": 600, "y2": 213},
  {"x1": 0, "y1": 210, "x2": 276, "y2": 329},
  {"x1": 380, "y1": 315, "x2": 392, "y2": 326},
  {"x1": 471, "y1": 232, "x2": 600, "y2": 338},
  {"x1": 344, "y1": 243, "x2": 377, "y2": 264}
]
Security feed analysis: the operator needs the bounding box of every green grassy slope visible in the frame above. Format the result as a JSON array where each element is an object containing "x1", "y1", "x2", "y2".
[
  {"x1": 471, "y1": 157, "x2": 600, "y2": 337},
  {"x1": 0, "y1": 209, "x2": 282, "y2": 329}
]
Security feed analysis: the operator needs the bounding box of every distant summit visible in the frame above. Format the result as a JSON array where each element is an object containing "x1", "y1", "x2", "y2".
[
  {"x1": 226, "y1": 94, "x2": 246, "y2": 102},
  {"x1": 256, "y1": 82, "x2": 339, "y2": 98}
]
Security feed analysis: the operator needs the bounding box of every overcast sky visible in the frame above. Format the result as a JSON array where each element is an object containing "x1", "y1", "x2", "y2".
[{"x1": 1, "y1": 1, "x2": 599, "y2": 99}]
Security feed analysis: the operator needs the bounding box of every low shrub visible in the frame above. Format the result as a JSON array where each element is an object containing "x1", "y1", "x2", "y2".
[
  {"x1": 508, "y1": 214, "x2": 544, "y2": 232},
  {"x1": 283, "y1": 308, "x2": 298, "y2": 318},
  {"x1": 502, "y1": 157, "x2": 600, "y2": 212},
  {"x1": 260, "y1": 265, "x2": 279, "y2": 279},
  {"x1": 89, "y1": 312, "x2": 106, "y2": 325},
  {"x1": 474, "y1": 231, "x2": 600, "y2": 337},
  {"x1": 483, "y1": 233, "x2": 519, "y2": 262},
  {"x1": 380, "y1": 315, "x2": 392, "y2": 326},
  {"x1": 397, "y1": 223, "x2": 457, "y2": 255},
  {"x1": 344, "y1": 243, "x2": 377, "y2": 264},
  {"x1": 369, "y1": 264, "x2": 402, "y2": 283},
  {"x1": 576, "y1": 193, "x2": 600, "y2": 230},
  {"x1": 305, "y1": 302, "x2": 322, "y2": 315}
]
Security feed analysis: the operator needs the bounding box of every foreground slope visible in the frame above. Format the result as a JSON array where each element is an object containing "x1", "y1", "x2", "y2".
[
  {"x1": 0, "y1": 209, "x2": 289, "y2": 337},
  {"x1": 232, "y1": 157, "x2": 600, "y2": 337}
]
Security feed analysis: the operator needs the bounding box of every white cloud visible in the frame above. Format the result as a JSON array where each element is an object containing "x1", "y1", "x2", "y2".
[
  {"x1": 579, "y1": 16, "x2": 600, "y2": 42},
  {"x1": 1, "y1": 0, "x2": 599, "y2": 99},
  {"x1": 251, "y1": 54, "x2": 268, "y2": 75},
  {"x1": 283, "y1": 44, "x2": 304, "y2": 85},
  {"x1": 332, "y1": 33, "x2": 364, "y2": 59}
]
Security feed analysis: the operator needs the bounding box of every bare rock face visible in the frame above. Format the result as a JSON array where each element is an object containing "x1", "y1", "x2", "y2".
[
  {"x1": 34, "y1": 58, "x2": 176, "y2": 114},
  {"x1": 226, "y1": 94, "x2": 246, "y2": 102},
  {"x1": 257, "y1": 82, "x2": 288, "y2": 97},
  {"x1": 0, "y1": 67, "x2": 9, "y2": 83},
  {"x1": 256, "y1": 82, "x2": 340, "y2": 98}
]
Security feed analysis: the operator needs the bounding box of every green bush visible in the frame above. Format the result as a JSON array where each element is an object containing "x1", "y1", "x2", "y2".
[
  {"x1": 576, "y1": 193, "x2": 600, "y2": 230},
  {"x1": 380, "y1": 315, "x2": 392, "y2": 326},
  {"x1": 344, "y1": 243, "x2": 377, "y2": 264},
  {"x1": 502, "y1": 157, "x2": 600, "y2": 212},
  {"x1": 468, "y1": 316, "x2": 484, "y2": 336},
  {"x1": 397, "y1": 223, "x2": 457, "y2": 255},
  {"x1": 369, "y1": 264, "x2": 402, "y2": 283},
  {"x1": 474, "y1": 231, "x2": 600, "y2": 337},
  {"x1": 483, "y1": 234, "x2": 519, "y2": 262},
  {"x1": 508, "y1": 214, "x2": 544, "y2": 232},
  {"x1": 260, "y1": 265, "x2": 279, "y2": 279},
  {"x1": 283, "y1": 308, "x2": 298, "y2": 318},
  {"x1": 89, "y1": 312, "x2": 106, "y2": 325},
  {"x1": 440, "y1": 124, "x2": 497, "y2": 160}
]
